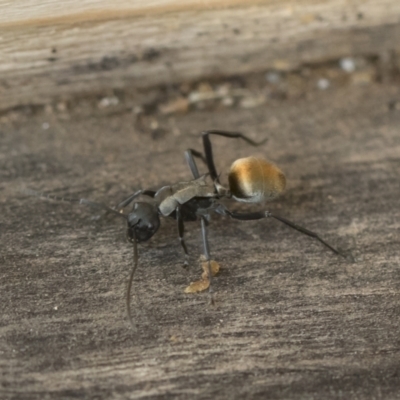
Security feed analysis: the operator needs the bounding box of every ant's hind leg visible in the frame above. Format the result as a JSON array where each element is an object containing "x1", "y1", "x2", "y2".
[
  {"x1": 216, "y1": 204, "x2": 345, "y2": 258},
  {"x1": 267, "y1": 212, "x2": 345, "y2": 257},
  {"x1": 176, "y1": 207, "x2": 189, "y2": 268}
]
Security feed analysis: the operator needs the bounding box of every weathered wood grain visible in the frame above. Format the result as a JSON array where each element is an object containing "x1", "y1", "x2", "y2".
[
  {"x1": 1, "y1": 0, "x2": 400, "y2": 110},
  {"x1": 1, "y1": 81, "x2": 400, "y2": 399}
]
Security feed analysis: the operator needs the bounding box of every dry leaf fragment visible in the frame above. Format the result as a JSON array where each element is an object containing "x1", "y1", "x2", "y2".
[
  {"x1": 184, "y1": 279, "x2": 210, "y2": 293},
  {"x1": 184, "y1": 260, "x2": 220, "y2": 293},
  {"x1": 159, "y1": 96, "x2": 189, "y2": 115}
]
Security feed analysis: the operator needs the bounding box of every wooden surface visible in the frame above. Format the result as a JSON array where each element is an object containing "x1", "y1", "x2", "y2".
[
  {"x1": 1, "y1": 79, "x2": 400, "y2": 399},
  {"x1": 1, "y1": 0, "x2": 400, "y2": 111}
]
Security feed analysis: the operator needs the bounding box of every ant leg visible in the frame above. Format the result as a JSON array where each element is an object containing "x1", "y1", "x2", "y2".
[
  {"x1": 184, "y1": 150, "x2": 201, "y2": 179},
  {"x1": 200, "y1": 216, "x2": 215, "y2": 303},
  {"x1": 201, "y1": 130, "x2": 268, "y2": 182},
  {"x1": 176, "y1": 206, "x2": 189, "y2": 268},
  {"x1": 115, "y1": 189, "x2": 156, "y2": 211},
  {"x1": 186, "y1": 149, "x2": 206, "y2": 165},
  {"x1": 216, "y1": 205, "x2": 344, "y2": 257},
  {"x1": 267, "y1": 212, "x2": 344, "y2": 257}
]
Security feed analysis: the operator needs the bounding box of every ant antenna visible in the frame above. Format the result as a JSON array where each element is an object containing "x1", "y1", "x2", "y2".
[
  {"x1": 22, "y1": 189, "x2": 127, "y2": 219},
  {"x1": 23, "y1": 188, "x2": 146, "y2": 327},
  {"x1": 126, "y1": 234, "x2": 139, "y2": 330}
]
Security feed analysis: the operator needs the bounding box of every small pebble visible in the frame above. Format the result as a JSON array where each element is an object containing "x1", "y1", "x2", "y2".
[
  {"x1": 56, "y1": 102, "x2": 67, "y2": 112},
  {"x1": 188, "y1": 91, "x2": 216, "y2": 103},
  {"x1": 317, "y1": 78, "x2": 330, "y2": 90},
  {"x1": 265, "y1": 71, "x2": 281, "y2": 84},
  {"x1": 98, "y1": 96, "x2": 119, "y2": 108},
  {"x1": 240, "y1": 95, "x2": 265, "y2": 108},
  {"x1": 351, "y1": 70, "x2": 374, "y2": 85},
  {"x1": 340, "y1": 57, "x2": 356, "y2": 73},
  {"x1": 159, "y1": 97, "x2": 189, "y2": 114},
  {"x1": 221, "y1": 96, "x2": 234, "y2": 107}
]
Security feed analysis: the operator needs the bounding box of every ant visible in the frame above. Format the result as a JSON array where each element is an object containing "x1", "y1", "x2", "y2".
[{"x1": 25, "y1": 130, "x2": 346, "y2": 329}]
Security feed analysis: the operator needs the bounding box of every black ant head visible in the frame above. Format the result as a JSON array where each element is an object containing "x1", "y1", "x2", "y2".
[{"x1": 127, "y1": 202, "x2": 160, "y2": 243}]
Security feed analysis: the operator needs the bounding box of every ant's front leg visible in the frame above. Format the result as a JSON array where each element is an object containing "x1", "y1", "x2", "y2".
[
  {"x1": 186, "y1": 130, "x2": 267, "y2": 182},
  {"x1": 22, "y1": 189, "x2": 126, "y2": 218},
  {"x1": 115, "y1": 189, "x2": 156, "y2": 211},
  {"x1": 184, "y1": 149, "x2": 202, "y2": 179},
  {"x1": 201, "y1": 130, "x2": 268, "y2": 182}
]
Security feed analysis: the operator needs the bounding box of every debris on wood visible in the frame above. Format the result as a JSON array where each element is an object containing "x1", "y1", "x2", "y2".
[{"x1": 184, "y1": 259, "x2": 221, "y2": 294}]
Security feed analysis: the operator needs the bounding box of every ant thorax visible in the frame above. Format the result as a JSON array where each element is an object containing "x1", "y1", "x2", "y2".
[{"x1": 156, "y1": 176, "x2": 217, "y2": 217}]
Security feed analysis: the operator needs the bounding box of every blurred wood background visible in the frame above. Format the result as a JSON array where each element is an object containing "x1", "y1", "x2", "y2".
[{"x1": 1, "y1": 0, "x2": 400, "y2": 110}]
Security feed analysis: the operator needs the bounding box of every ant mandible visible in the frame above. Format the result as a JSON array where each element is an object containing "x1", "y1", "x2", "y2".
[{"x1": 25, "y1": 130, "x2": 345, "y2": 329}]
